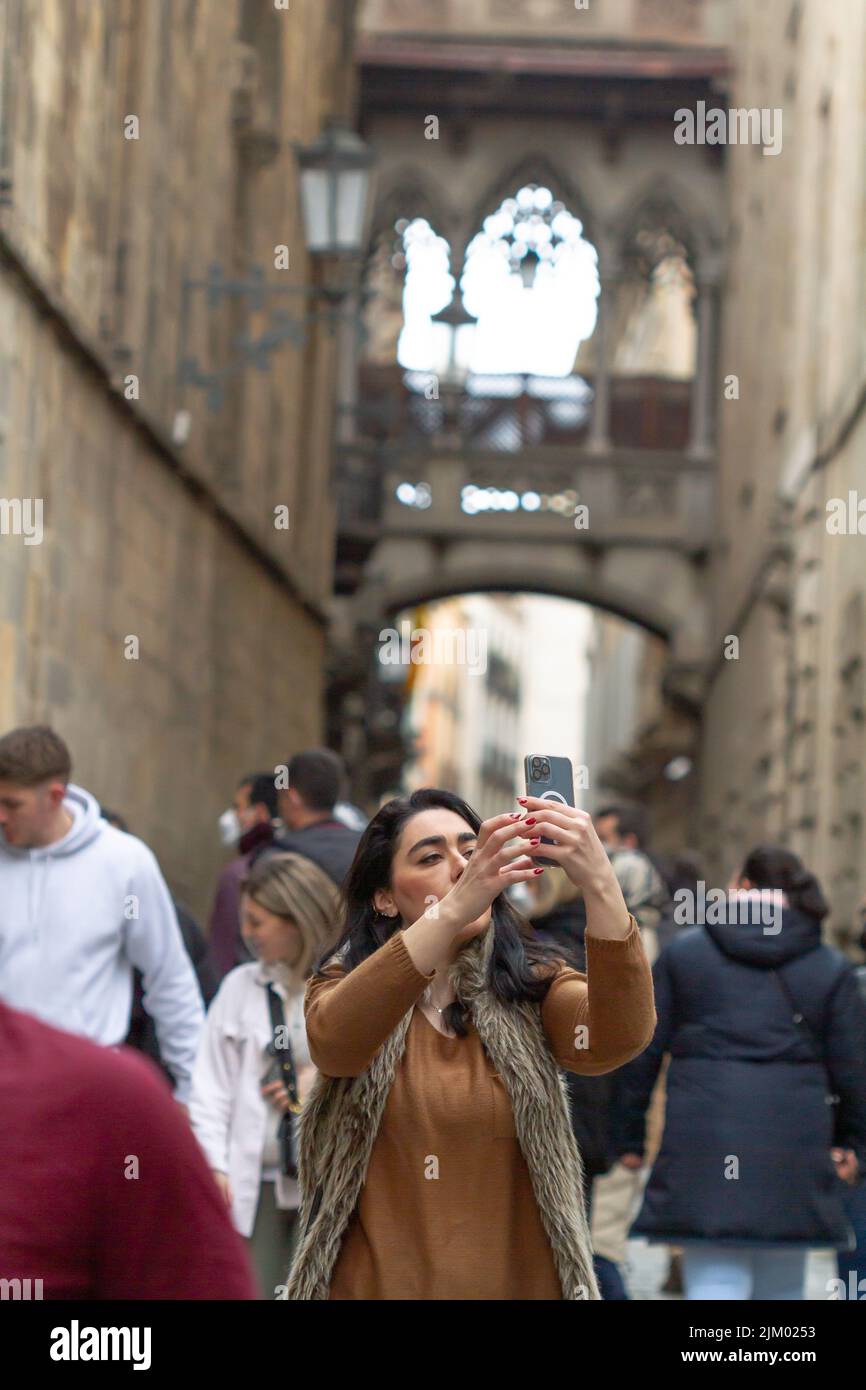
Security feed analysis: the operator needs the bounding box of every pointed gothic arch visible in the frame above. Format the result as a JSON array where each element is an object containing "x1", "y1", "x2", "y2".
[
  {"x1": 461, "y1": 153, "x2": 598, "y2": 264},
  {"x1": 612, "y1": 173, "x2": 719, "y2": 273},
  {"x1": 365, "y1": 166, "x2": 456, "y2": 260}
]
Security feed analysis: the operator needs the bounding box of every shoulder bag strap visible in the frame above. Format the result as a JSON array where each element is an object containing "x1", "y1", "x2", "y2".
[
  {"x1": 771, "y1": 966, "x2": 847, "y2": 1116},
  {"x1": 265, "y1": 983, "x2": 302, "y2": 1178},
  {"x1": 770, "y1": 968, "x2": 824, "y2": 1062}
]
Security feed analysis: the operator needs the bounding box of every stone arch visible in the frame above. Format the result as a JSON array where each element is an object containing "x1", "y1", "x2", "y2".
[
  {"x1": 610, "y1": 173, "x2": 719, "y2": 273},
  {"x1": 362, "y1": 561, "x2": 677, "y2": 645},
  {"x1": 391, "y1": 574, "x2": 674, "y2": 641},
  {"x1": 460, "y1": 153, "x2": 599, "y2": 266},
  {"x1": 365, "y1": 165, "x2": 456, "y2": 260},
  {"x1": 351, "y1": 523, "x2": 710, "y2": 683},
  {"x1": 360, "y1": 169, "x2": 457, "y2": 369}
]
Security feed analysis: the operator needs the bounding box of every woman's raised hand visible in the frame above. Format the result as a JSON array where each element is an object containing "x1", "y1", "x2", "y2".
[
  {"x1": 512, "y1": 796, "x2": 618, "y2": 896},
  {"x1": 440, "y1": 811, "x2": 543, "y2": 929}
]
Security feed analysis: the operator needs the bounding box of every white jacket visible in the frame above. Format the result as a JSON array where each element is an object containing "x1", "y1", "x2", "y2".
[
  {"x1": 0, "y1": 784, "x2": 204, "y2": 1101},
  {"x1": 189, "y1": 960, "x2": 312, "y2": 1238}
]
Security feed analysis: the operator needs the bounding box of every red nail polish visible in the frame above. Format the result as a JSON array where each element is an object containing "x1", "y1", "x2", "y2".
[
  {"x1": 525, "y1": 817, "x2": 536, "y2": 826},
  {"x1": 508, "y1": 812, "x2": 520, "y2": 820},
  {"x1": 517, "y1": 797, "x2": 527, "y2": 804},
  {"x1": 533, "y1": 867, "x2": 544, "y2": 875},
  {"x1": 530, "y1": 837, "x2": 541, "y2": 845}
]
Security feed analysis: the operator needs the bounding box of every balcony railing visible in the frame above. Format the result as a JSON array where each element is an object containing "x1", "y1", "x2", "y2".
[
  {"x1": 346, "y1": 364, "x2": 691, "y2": 456},
  {"x1": 334, "y1": 364, "x2": 711, "y2": 592}
]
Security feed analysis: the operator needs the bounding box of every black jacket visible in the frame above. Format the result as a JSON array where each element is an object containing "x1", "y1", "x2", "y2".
[
  {"x1": 532, "y1": 898, "x2": 615, "y2": 1182},
  {"x1": 256, "y1": 818, "x2": 361, "y2": 891},
  {"x1": 125, "y1": 901, "x2": 219, "y2": 1082},
  {"x1": 614, "y1": 906, "x2": 866, "y2": 1248}
]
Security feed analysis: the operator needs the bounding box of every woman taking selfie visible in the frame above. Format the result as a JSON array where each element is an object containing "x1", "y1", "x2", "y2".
[
  {"x1": 190, "y1": 852, "x2": 340, "y2": 1298},
  {"x1": 282, "y1": 787, "x2": 656, "y2": 1301}
]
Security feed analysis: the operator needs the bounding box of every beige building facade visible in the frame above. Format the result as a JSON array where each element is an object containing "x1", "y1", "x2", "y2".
[
  {"x1": 0, "y1": 0, "x2": 358, "y2": 914},
  {"x1": 698, "y1": 0, "x2": 866, "y2": 947}
]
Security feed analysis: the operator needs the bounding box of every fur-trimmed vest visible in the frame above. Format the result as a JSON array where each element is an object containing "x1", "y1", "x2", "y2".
[{"x1": 281, "y1": 927, "x2": 602, "y2": 1301}]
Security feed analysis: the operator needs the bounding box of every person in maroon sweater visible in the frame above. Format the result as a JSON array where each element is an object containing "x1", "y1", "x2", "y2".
[{"x1": 0, "y1": 1000, "x2": 257, "y2": 1299}]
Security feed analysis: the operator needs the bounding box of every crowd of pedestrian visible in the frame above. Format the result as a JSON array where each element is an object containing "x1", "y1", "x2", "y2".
[{"x1": 1, "y1": 722, "x2": 864, "y2": 1302}]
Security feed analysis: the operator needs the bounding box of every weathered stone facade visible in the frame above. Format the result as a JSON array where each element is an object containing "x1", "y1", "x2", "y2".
[
  {"x1": 699, "y1": 0, "x2": 866, "y2": 946},
  {"x1": 0, "y1": 1, "x2": 357, "y2": 914},
  {"x1": 361, "y1": 0, "x2": 732, "y2": 45},
  {"x1": 524, "y1": 0, "x2": 866, "y2": 948}
]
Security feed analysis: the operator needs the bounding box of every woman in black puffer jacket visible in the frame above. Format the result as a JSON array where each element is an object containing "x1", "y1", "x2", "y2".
[{"x1": 613, "y1": 846, "x2": 866, "y2": 1301}]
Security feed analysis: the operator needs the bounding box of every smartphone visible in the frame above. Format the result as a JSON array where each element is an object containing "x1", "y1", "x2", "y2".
[{"x1": 523, "y1": 754, "x2": 575, "y2": 866}]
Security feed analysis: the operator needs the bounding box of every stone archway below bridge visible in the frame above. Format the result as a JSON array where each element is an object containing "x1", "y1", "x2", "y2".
[{"x1": 348, "y1": 534, "x2": 709, "y2": 705}]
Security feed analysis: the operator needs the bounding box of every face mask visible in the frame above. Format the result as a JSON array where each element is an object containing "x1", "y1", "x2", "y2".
[
  {"x1": 218, "y1": 808, "x2": 240, "y2": 848},
  {"x1": 508, "y1": 882, "x2": 533, "y2": 913}
]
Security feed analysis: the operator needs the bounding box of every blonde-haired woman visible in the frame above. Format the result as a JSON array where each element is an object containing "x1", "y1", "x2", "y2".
[{"x1": 190, "y1": 852, "x2": 341, "y2": 1298}]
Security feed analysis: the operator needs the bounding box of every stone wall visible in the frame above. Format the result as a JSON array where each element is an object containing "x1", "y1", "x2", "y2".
[
  {"x1": 699, "y1": 0, "x2": 866, "y2": 945},
  {"x1": 0, "y1": 0, "x2": 357, "y2": 915},
  {"x1": 360, "y1": 0, "x2": 734, "y2": 46}
]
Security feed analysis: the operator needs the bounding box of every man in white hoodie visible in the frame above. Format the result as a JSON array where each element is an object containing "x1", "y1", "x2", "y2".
[{"x1": 0, "y1": 724, "x2": 204, "y2": 1102}]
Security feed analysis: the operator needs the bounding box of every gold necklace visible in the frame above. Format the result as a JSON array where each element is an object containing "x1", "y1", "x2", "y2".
[{"x1": 423, "y1": 986, "x2": 453, "y2": 1015}]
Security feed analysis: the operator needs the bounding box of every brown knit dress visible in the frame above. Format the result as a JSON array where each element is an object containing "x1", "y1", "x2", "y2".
[{"x1": 304, "y1": 916, "x2": 655, "y2": 1299}]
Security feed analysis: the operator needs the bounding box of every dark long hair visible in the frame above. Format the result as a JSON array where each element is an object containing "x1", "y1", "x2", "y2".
[
  {"x1": 741, "y1": 845, "x2": 829, "y2": 922},
  {"x1": 316, "y1": 787, "x2": 563, "y2": 1036}
]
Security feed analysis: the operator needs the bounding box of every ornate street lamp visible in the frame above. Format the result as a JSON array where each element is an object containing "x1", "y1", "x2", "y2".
[
  {"x1": 515, "y1": 246, "x2": 540, "y2": 290},
  {"x1": 296, "y1": 121, "x2": 375, "y2": 259},
  {"x1": 431, "y1": 283, "x2": 478, "y2": 387},
  {"x1": 177, "y1": 121, "x2": 375, "y2": 412}
]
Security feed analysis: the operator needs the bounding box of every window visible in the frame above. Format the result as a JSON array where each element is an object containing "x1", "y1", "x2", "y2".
[{"x1": 462, "y1": 185, "x2": 600, "y2": 376}]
